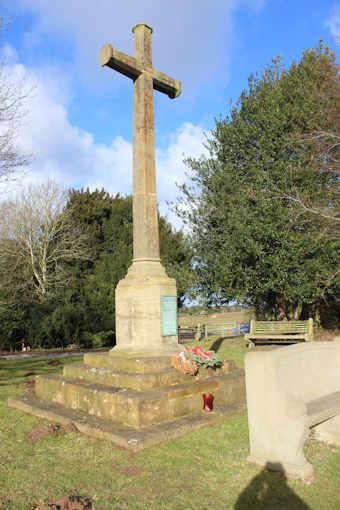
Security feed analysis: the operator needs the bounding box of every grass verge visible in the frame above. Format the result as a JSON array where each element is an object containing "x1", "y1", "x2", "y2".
[{"x1": 1, "y1": 341, "x2": 340, "y2": 509}]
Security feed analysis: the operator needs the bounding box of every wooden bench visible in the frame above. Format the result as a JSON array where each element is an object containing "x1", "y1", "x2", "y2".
[
  {"x1": 245, "y1": 339, "x2": 340, "y2": 482},
  {"x1": 245, "y1": 318, "x2": 313, "y2": 348}
]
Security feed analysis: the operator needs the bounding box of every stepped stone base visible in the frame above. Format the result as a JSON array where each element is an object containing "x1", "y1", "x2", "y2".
[
  {"x1": 8, "y1": 351, "x2": 246, "y2": 449},
  {"x1": 8, "y1": 394, "x2": 245, "y2": 451}
]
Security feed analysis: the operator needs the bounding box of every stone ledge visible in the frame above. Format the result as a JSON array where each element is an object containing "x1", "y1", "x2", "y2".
[
  {"x1": 84, "y1": 352, "x2": 174, "y2": 373},
  {"x1": 32, "y1": 369, "x2": 245, "y2": 428},
  {"x1": 63, "y1": 360, "x2": 236, "y2": 391},
  {"x1": 84, "y1": 351, "x2": 236, "y2": 376},
  {"x1": 8, "y1": 393, "x2": 246, "y2": 451}
]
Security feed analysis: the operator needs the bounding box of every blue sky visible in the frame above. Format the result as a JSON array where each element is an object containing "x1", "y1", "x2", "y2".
[{"x1": 1, "y1": 0, "x2": 340, "y2": 227}]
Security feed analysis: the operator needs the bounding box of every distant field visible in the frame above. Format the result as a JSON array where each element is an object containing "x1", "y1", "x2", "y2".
[{"x1": 178, "y1": 310, "x2": 253, "y2": 328}]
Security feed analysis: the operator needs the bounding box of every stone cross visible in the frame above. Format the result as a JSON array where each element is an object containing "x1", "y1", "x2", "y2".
[
  {"x1": 99, "y1": 24, "x2": 181, "y2": 354},
  {"x1": 99, "y1": 23, "x2": 181, "y2": 263}
]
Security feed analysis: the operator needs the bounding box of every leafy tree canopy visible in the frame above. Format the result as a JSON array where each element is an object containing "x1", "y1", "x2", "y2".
[{"x1": 176, "y1": 42, "x2": 340, "y2": 323}]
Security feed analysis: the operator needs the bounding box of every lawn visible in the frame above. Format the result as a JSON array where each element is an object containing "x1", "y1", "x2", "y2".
[{"x1": 1, "y1": 338, "x2": 340, "y2": 509}]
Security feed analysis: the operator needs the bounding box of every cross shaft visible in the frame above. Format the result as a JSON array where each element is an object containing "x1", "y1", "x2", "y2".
[{"x1": 99, "y1": 23, "x2": 181, "y2": 262}]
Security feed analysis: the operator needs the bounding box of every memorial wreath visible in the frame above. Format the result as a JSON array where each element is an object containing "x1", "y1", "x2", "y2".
[{"x1": 171, "y1": 346, "x2": 222, "y2": 375}]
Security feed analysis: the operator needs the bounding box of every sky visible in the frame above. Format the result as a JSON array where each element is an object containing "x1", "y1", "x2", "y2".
[{"x1": 1, "y1": 0, "x2": 340, "y2": 228}]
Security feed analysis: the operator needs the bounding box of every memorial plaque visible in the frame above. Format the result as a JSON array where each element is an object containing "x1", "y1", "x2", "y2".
[{"x1": 161, "y1": 296, "x2": 177, "y2": 336}]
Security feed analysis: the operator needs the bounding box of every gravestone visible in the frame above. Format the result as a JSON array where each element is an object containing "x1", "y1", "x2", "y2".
[{"x1": 8, "y1": 24, "x2": 246, "y2": 449}]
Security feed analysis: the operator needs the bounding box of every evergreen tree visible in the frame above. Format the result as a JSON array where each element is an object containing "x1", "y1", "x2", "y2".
[
  {"x1": 41, "y1": 190, "x2": 194, "y2": 348},
  {"x1": 176, "y1": 42, "x2": 340, "y2": 323}
]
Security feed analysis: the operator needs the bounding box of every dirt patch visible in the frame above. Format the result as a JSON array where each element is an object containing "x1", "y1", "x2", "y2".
[
  {"x1": 24, "y1": 371, "x2": 35, "y2": 377},
  {"x1": 22, "y1": 379, "x2": 35, "y2": 395},
  {"x1": 47, "y1": 360, "x2": 62, "y2": 366},
  {"x1": 30, "y1": 495, "x2": 94, "y2": 510},
  {"x1": 119, "y1": 486, "x2": 149, "y2": 499},
  {"x1": 24, "y1": 423, "x2": 78, "y2": 440},
  {"x1": 23, "y1": 380, "x2": 35, "y2": 388},
  {"x1": 314, "y1": 329, "x2": 340, "y2": 342},
  {"x1": 305, "y1": 436, "x2": 339, "y2": 460},
  {"x1": 22, "y1": 380, "x2": 35, "y2": 395},
  {"x1": 113, "y1": 464, "x2": 143, "y2": 477}
]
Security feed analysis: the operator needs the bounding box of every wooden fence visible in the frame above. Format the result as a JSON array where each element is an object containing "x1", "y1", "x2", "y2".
[{"x1": 178, "y1": 321, "x2": 250, "y2": 343}]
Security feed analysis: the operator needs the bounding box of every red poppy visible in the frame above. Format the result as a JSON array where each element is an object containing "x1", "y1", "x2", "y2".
[{"x1": 185, "y1": 346, "x2": 212, "y2": 359}]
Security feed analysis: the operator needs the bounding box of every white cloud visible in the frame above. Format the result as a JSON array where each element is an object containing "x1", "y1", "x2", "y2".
[
  {"x1": 326, "y1": 4, "x2": 340, "y2": 45},
  {"x1": 9, "y1": 0, "x2": 265, "y2": 93},
  {"x1": 156, "y1": 123, "x2": 208, "y2": 227},
  {"x1": 3, "y1": 57, "x2": 207, "y2": 229},
  {"x1": 1, "y1": 43, "x2": 19, "y2": 63},
  {"x1": 18, "y1": 68, "x2": 133, "y2": 193}
]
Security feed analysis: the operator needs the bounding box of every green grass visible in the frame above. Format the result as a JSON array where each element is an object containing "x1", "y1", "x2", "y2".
[{"x1": 1, "y1": 342, "x2": 340, "y2": 509}]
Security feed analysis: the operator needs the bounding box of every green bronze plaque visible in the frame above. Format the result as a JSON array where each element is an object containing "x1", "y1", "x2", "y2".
[{"x1": 161, "y1": 296, "x2": 177, "y2": 336}]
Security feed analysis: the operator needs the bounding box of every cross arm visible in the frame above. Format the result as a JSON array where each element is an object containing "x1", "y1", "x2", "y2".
[
  {"x1": 99, "y1": 43, "x2": 143, "y2": 80},
  {"x1": 150, "y1": 69, "x2": 181, "y2": 99},
  {"x1": 99, "y1": 43, "x2": 181, "y2": 99}
]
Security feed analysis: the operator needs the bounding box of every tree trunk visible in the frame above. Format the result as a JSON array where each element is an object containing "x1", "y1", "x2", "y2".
[
  {"x1": 312, "y1": 301, "x2": 321, "y2": 328},
  {"x1": 287, "y1": 299, "x2": 302, "y2": 320},
  {"x1": 275, "y1": 294, "x2": 287, "y2": 320}
]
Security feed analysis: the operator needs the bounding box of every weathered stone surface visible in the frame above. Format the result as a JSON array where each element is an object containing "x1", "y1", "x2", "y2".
[
  {"x1": 8, "y1": 393, "x2": 245, "y2": 451},
  {"x1": 84, "y1": 352, "x2": 234, "y2": 375},
  {"x1": 245, "y1": 340, "x2": 340, "y2": 482},
  {"x1": 32, "y1": 365, "x2": 245, "y2": 429},
  {"x1": 313, "y1": 413, "x2": 340, "y2": 446},
  {"x1": 64, "y1": 358, "x2": 236, "y2": 391},
  {"x1": 84, "y1": 351, "x2": 174, "y2": 374},
  {"x1": 114, "y1": 261, "x2": 179, "y2": 353},
  {"x1": 99, "y1": 23, "x2": 182, "y2": 353}
]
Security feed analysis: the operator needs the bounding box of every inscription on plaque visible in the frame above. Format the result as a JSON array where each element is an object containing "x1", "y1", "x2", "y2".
[{"x1": 161, "y1": 296, "x2": 177, "y2": 336}]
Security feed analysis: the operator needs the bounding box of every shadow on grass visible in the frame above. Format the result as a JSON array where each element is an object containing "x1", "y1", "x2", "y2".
[
  {"x1": 234, "y1": 463, "x2": 310, "y2": 509},
  {"x1": 210, "y1": 337, "x2": 227, "y2": 353}
]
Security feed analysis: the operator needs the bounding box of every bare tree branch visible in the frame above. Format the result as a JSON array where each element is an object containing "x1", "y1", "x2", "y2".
[
  {"x1": 0, "y1": 16, "x2": 33, "y2": 185},
  {"x1": 0, "y1": 181, "x2": 93, "y2": 305}
]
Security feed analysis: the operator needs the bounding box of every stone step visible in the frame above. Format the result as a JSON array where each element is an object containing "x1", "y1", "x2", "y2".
[
  {"x1": 8, "y1": 393, "x2": 246, "y2": 451},
  {"x1": 63, "y1": 359, "x2": 236, "y2": 391},
  {"x1": 63, "y1": 363, "x2": 188, "y2": 390},
  {"x1": 84, "y1": 351, "x2": 236, "y2": 375},
  {"x1": 83, "y1": 352, "x2": 174, "y2": 374},
  {"x1": 34, "y1": 369, "x2": 245, "y2": 429}
]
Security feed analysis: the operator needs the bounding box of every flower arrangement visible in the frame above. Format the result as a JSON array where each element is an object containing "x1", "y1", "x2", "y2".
[
  {"x1": 171, "y1": 346, "x2": 222, "y2": 375},
  {"x1": 185, "y1": 346, "x2": 223, "y2": 368},
  {"x1": 171, "y1": 351, "x2": 198, "y2": 375}
]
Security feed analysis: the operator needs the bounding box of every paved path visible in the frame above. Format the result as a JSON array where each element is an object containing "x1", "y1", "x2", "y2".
[{"x1": 0, "y1": 349, "x2": 109, "y2": 360}]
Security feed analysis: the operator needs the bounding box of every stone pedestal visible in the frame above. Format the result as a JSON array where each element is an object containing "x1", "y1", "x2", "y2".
[
  {"x1": 7, "y1": 23, "x2": 246, "y2": 449},
  {"x1": 114, "y1": 260, "x2": 179, "y2": 354},
  {"x1": 8, "y1": 352, "x2": 246, "y2": 450}
]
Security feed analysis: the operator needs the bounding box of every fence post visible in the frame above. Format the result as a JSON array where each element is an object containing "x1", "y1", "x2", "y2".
[
  {"x1": 195, "y1": 323, "x2": 201, "y2": 342},
  {"x1": 204, "y1": 324, "x2": 208, "y2": 340}
]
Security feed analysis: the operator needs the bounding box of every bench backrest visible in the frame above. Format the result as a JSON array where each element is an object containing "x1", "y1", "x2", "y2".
[
  {"x1": 275, "y1": 341, "x2": 340, "y2": 401},
  {"x1": 251, "y1": 319, "x2": 312, "y2": 335}
]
